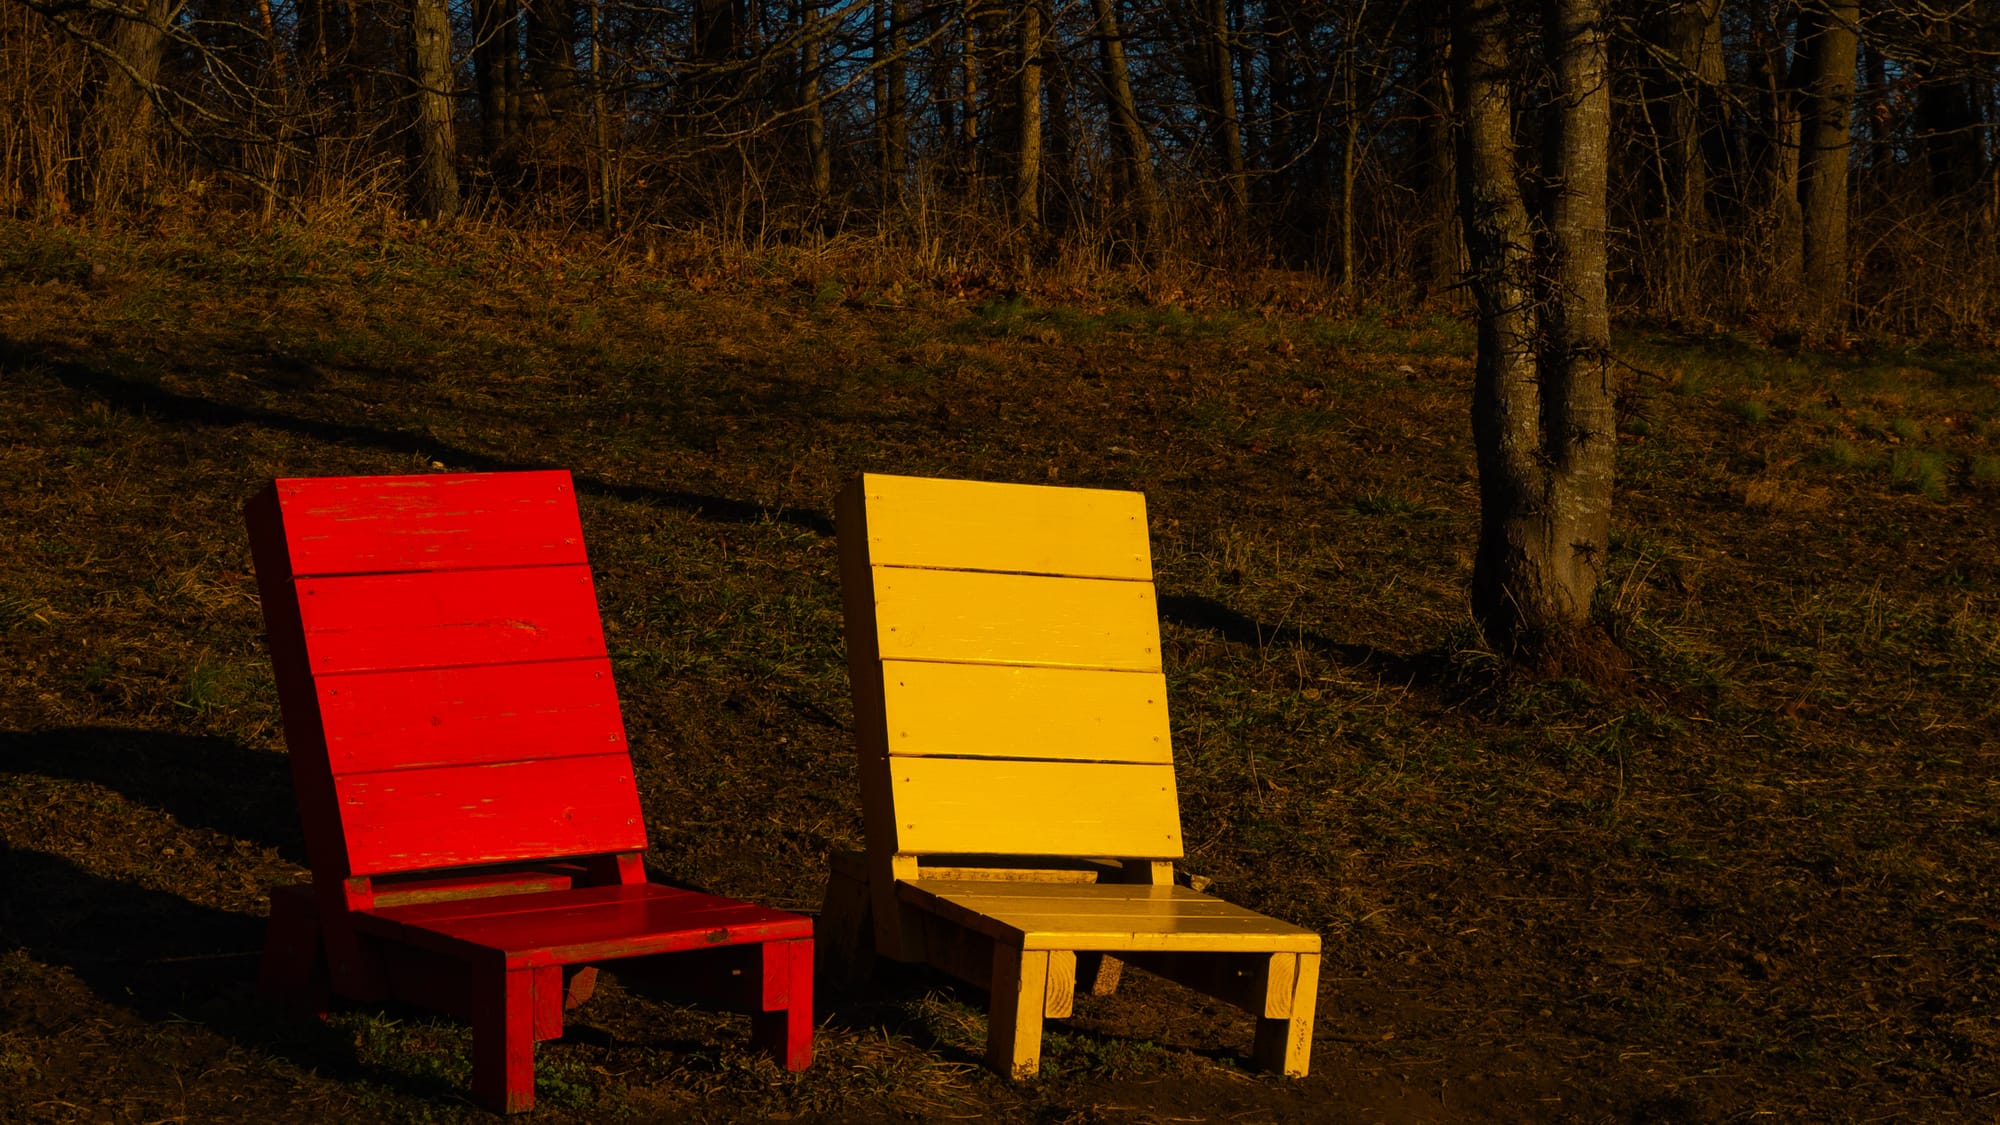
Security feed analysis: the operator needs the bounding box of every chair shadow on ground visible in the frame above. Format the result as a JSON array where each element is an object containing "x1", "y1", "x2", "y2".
[
  {"x1": 0, "y1": 726, "x2": 305, "y2": 862},
  {"x1": 1, "y1": 338, "x2": 835, "y2": 537},
  {"x1": 1158, "y1": 593, "x2": 1441, "y2": 688},
  {"x1": 814, "y1": 961, "x2": 1247, "y2": 1075},
  {"x1": 0, "y1": 726, "x2": 467, "y2": 1098},
  {"x1": 0, "y1": 725, "x2": 785, "y2": 1104},
  {"x1": 0, "y1": 843, "x2": 481, "y2": 1105}
]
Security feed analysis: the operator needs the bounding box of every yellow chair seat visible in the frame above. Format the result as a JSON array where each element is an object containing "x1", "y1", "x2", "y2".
[{"x1": 900, "y1": 881, "x2": 1320, "y2": 953}]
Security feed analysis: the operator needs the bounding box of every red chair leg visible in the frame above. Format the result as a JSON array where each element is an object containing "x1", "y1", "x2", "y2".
[
  {"x1": 750, "y1": 938, "x2": 813, "y2": 1071},
  {"x1": 258, "y1": 887, "x2": 329, "y2": 1018},
  {"x1": 472, "y1": 965, "x2": 539, "y2": 1113}
]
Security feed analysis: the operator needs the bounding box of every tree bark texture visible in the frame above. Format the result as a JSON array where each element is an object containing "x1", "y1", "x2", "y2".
[
  {"x1": 1645, "y1": 0, "x2": 1724, "y2": 318},
  {"x1": 87, "y1": 0, "x2": 173, "y2": 211},
  {"x1": 408, "y1": 0, "x2": 461, "y2": 220},
  {"x1": 1797, "y1": 0, "x2": 1857, "y2": 335},
  {"x1": 1014, "y1": 0, "x2": 1043, "y2": 228},
  {"x1": 1453, "y1": 0, "x2": 1616, "y2": 656},
  {"x1": 1092, "y1": 0, "x2": 1160, "y2": 243},
  {"x1": 1207, "y1": 0, "x2": 1246, "y2": 222},
  {"x1": 881, "y1": 0, "x2": 909, "y2": 200},
  {"x1": 797, "y1": 0, "x2": 830, "y2": 199},
  {"x1": 526, "y1": 0, "x2": 579, "y2": 119}
]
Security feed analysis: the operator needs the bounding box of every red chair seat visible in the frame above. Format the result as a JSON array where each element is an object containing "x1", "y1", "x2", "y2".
[{"x1": 359, "y1": 884, "x2": 813, "y2": 967}]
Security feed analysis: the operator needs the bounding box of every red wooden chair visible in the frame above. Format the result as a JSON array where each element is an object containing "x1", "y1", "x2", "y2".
[{"x1": 246, "y1": 470, "x2": 812, "y2": 1113}]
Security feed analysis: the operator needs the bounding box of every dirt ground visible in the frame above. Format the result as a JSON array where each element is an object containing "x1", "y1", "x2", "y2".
[{"x1": 2, "y1": 218, "x2": 1998, "y2": 1122}]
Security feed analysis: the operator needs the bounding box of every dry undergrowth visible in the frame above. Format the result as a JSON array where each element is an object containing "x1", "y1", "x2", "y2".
[{"x1": 1, "y1": 217, "x2": 1997, "y2": 1123}]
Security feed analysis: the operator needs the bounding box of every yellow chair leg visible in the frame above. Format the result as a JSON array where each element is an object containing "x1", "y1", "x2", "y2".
[
  {"x1": 1251, "y1": 951, "x2": 1319, "y2": 1077},
  {"x1": 1078, "y1": 952, "x2": 1123, "y2": 996},
  {"x1": 1043, "y1": 950, "x2": 1076, "y2": 1019},
  {"x1": 987, "y1": 947, "x2": 1049, "y2": 1079}
]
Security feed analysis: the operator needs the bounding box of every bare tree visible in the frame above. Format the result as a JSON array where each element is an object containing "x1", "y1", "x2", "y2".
[
  {"x1": 1015, "y1": 0, "x2": 1043, "y2": 229},
  {"x1": 1091, "y1": 0, "x2": 1160, "y2": 244},
  {"x1": 1453, "y1": 0, "x2": 1617, "y2": 668},
  {"x1": 87, "y1": 0, "x2": 173, "y2": 211},
  {"x1": 1797, "y1": 0, "x2": 1858, "y2": 336},
  {"x1": 408, "y1": 0, "x2": 460, "y2": 220}
]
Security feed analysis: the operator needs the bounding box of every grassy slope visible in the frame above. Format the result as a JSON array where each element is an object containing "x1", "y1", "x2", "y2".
[{"x1": 1, "y1": 217, "x2": 1997, "y2": 1123}]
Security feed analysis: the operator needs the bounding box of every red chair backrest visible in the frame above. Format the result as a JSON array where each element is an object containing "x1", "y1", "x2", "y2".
[{"x1": 247, "y1": 471, "x2": 646, "y2": 882}]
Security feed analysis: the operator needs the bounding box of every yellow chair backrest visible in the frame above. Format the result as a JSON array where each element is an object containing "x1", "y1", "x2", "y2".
[{"x1": 838, "y1": 473, "x2": 1185, "y2": 861}]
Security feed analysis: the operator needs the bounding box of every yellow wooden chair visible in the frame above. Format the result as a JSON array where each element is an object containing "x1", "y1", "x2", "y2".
[{"x1": 822, "y1": 472, "x2": 1320, "y2": 1079}]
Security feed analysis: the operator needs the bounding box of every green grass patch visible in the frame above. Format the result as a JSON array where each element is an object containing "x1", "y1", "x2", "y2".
[
  {"x1": 1890, "y1": 448, "x2": 1949, "y2": 497},
  {"x1": 1728, "y1": 399, "x2": 1771, "y2": 424},
  {"x1": 1816, "y1": 439, "x2": 1868, "y2": 470},
  {"x1": 1970, "y1": 454, "x2": 2000, "y2": 489}
]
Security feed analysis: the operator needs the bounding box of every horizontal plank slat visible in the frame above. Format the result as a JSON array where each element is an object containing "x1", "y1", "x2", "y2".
[
  {"x1": 318, "y1": 659, "x2": 626, "y2": 774},
  {"x1": 901, "y1": 882, "x2": 1318, "y2": 953},
  {"x1": 361, "y1": 884, "x2": 811, "y2": 966},
  {"x1": 882, "y1": 661, "x2": 1171, "y2": 763},
  {"x1": 858, "y1": 473, "x2": 1151, "y2": 579},
  {"x1": 275, "y1": 471, "x2": 586, "y2": 576},
  {"x1": 296, "y1": 565, "x2": 606, "y2": 675},
  {"x1": 872, "y1": 569, "x2": 1161, "y2": 671},
  {"x1": 889, "y1": 757, "x2": 1182, "y2": 858},
  {"x1": 336, "y1": 754, "x2": 646, "y2": 876}
]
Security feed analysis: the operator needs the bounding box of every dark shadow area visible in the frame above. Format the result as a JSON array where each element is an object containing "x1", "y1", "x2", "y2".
[
  {"x1": 0, "y1": 727, "x2": 305, "y2": 862},
  {"x1": 0, "y1": 843, "x2": 467, "y2": 1106},
  {"x1": 0, "y1": 338, "x2": 836, "y2": 537},
  {"x1": 812, "y1": 965, "x2": 993, "y2": 1071},
  {"x1": 815, "y1": 961, "x2": 1247, "y2": 1074},
  {"x1": 1158, "y1": 593, "x2": 1444, "y2": 687}
]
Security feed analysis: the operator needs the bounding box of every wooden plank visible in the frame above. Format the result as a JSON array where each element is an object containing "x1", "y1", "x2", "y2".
[
  {"x1": 318, "y1": 658, "x2": 626, "y2": 774},
  {"x1": 749, "y1": 939, "x2": 814, "y2": 1071},
  {"x1": 1119, "y1": 950, "x2": 1295, "y2": 1017},
  {"x1": 916, "y1": 911, "x2": 997, "y2": 990},
  {"x1": 888, "y1": 758, "x2": 1182, "y2": 858},
  {"x1": 881, "y1": 661, "x2": 1171, "y2": 764},
  {"x1": 987, "y1": 947, "x2": 1049, "y2": 1080},
  {"x1": 1252, "y1": 952, "x2": 1319, "y2": 1077},
  {"x1": 297, "y1": 565, "x2": 607, "y2": 675},
  {"x1": 367, "y1": 884, "x2": 812, "y2": 966},
  {"x1": 1044, "y1": 950, "x2": 1077, "y2": 1019},
  {"x1": 871, "y1": 569, "x2": 1161, "y2": 672},
  {"x1": 858, "y1": 473, "x2": 1151, "y2": 580},
  {"x1": 370, "y1": 868, "x2": 578, "y2": 907},
  {"x1": 335, "y1": 754, "x2": 646, "y2": 876},
  {"x1": 900, "y1": 882, "x2": 1319, "y2": 953},
  {"x1": 471, "y1": 965, "x2": 540, "y2": 1112},
  {"x1": 275, "y1": 471, "x2": 586, "y2": 576}
]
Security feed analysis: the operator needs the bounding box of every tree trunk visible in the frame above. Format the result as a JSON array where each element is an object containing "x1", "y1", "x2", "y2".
[
  {"x1": 1646, "y1": 0, "x2": 1724, "y2": 319},
  {"x1": 1092, "y1": 0, "x2": 1160, "y2": 243},
  {"x1": 797, "y1": 0, "x2": 830, "y2": 200},
  {"x1": 87, "y1": 0, "x2": 172, "y2": 212},
  {"x1": 1797, "y1": 0, "x2": 1857, "y2": 337},
  {"x1": 1752, "y1": 0, "x2": 1802, "y2": 304},
  {"x1": 408, "y1": 0, "x2": 461, "y2": 220},
  {"x1": 1453, "y1": 0, "x2": 1617, "y2": 664},
  {"x1": 476, "y1": 0, "x2": 522, "y2": 159},
  {"x1": 1044, "y1": 25, "x2": 1075, "y2": 234},
  {"x1": 880, "y1": 0, "x2": 909, "y2": 201},
  {"x1": 1536, "y1": 0, "x2": 1616, "y2": 642},
  {"x1": 1015, "y1": 0, "x2": 1043, "y2": 229},
  {"x1": 527, "y1": 0, "x2": 580, "y2": 120},
  {"x1": 1418, "y1": 21, "x2": 1462, "y2": 304},
  {"x1": 1207, "y1": 0, "x2": 1246, "y2": 222}
]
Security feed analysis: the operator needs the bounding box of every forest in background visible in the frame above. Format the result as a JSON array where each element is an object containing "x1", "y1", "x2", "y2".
[{"x1": 1, "y1": 0, "x2": 1997, "y2": 339}]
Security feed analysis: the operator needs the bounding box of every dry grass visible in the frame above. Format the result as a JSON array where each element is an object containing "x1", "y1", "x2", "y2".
[{"x1": 2, "y1": 217, "x2": 1998, "y2": 1122}]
